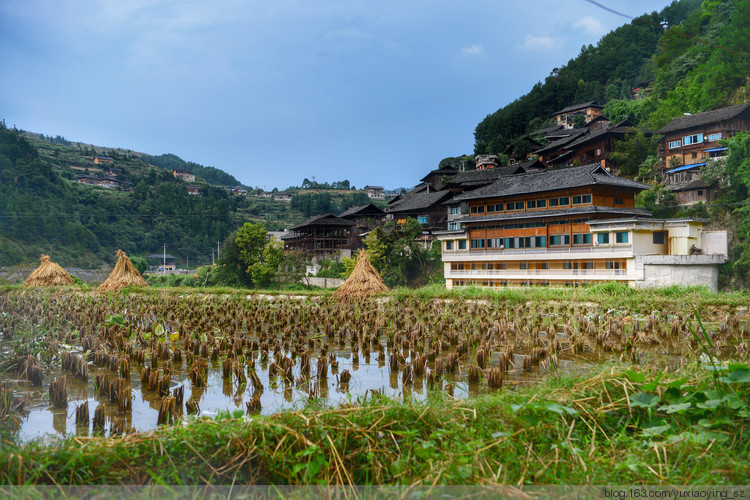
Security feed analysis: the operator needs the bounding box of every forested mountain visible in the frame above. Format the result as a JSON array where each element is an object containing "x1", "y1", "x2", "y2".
[
  {"x1": 143, "y1": 153, "x2": 241, "y2": 187},
  {"x1": 474, "y1": 0, "x2": 750, "y2": 155},
  {"x1": 0, "y1": 123, "x2": 240, "y2": 267}
]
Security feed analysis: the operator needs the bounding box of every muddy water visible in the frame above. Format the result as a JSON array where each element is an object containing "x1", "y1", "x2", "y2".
[{"x1": 1, "y1": 339, "x2": 585, "y2": 442}]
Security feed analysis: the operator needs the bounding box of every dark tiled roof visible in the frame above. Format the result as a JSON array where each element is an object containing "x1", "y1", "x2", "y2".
[
  {"x1": 385, "y1": 190, "x2": 453, "y2": 213},
  {"x1": 530, "y1": 124, "x2": 564, "y2": 136},
  {"x1": 665, "y1": 179, "x2": 711, "y2": 192},
  {"x1": 453, "y1": 164, "x2": 650, "y2": 202},
  {"x1": 419, "y1": 165, "x2": 458, "y2": 182},
  {"x1": 532, "y1": 130, "x2": 587, "y2": 154},
  {"x1": 288, "y1": 213, "x2": 355, "y2": 230},
  {"x1": 446, "y1": 160, "x2": 544, "y2": 189},
  {"x1": 338, "y1": 203, "x2": 385, "y2": 218},
  {"x1": 564, "y1": 124, "x2": 640, "y2": 149},
  {"x1": 457, "y1": 205, "x2": 650, "y2": 224},
  {"x1": 553, "y1": 101, "x2": 603, "y2": 116},
  {"x1": 657, "y1": 103, "x2": 750, "y2": 134}
]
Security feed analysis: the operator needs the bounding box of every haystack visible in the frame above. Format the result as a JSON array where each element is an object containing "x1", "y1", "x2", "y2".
[
  {"x1": 335, "y1": 250, "x2": 388, "y2": 301},
  {"x1": 98, "y1": 250, "x2": 148, "y2": 291},
  {"x1": 23, "y1": 255, "x2": 74, "y2": 287}
]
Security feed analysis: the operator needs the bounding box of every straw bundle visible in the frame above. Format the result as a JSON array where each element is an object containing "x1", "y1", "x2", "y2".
[
  {"x1": 23, "y1": 255, "x2": 74, "y2": 287},
  {"x1": 98, "y1": 250, "x2": 148, "y2": 291},
  {"x1": 335, "y1": 250, "x2": 388, "y2": 301}
]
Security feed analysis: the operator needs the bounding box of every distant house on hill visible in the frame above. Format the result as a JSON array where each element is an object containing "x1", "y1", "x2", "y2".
[
  {"x1": 553, "y1": 101, "x2": 604, "y2": 129},
  {"x1": 105, "y1": 167, "x2": 123, "y2": 177},
  {"x1": 186, "y1": 185, "x2": 200, "y2": 195},
  {"x1": 93, "y1": 156, "x2": 114, "y2": 164},
  {"x1": 75, "y1": 175, "x2": 133, "y2": 190},
  {"x1": 364, "y1": 185, "x2": 385, "y2": 200},
  {"x1": 173, "y1": 169, "x2": 196, "y2": 182},
  {"x1": 273, "y1": 191, "x2": 293, "y2": 202},
  {"x1": 658, "y1": 103, "x2": 750, "y2": 205}
]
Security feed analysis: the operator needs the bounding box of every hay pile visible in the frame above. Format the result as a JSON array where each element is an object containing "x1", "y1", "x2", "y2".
[
  {"x1": 23, "y1": 255, "x2": 74, "y2": 287},
  {"x1": 99, "y1": 250, "x2": 148, "y2": 291},
  {"x1": 335, "y1": 250, "x2": 388, "y2": 301}
]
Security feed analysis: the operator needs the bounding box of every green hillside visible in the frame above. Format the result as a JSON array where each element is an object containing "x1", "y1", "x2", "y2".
[{"x1": 474, "y1": 0, "x2": 750, "y2": 155}]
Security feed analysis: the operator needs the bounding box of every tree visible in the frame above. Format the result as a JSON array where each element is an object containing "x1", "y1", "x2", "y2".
[
  {"x1": 608, "y1": 130, "x2": 657, "y2": 178},
  {"x1": 635, "y1": 186, "x2": 678, "y2": 218},
  {"x1": 234, "y1": 222, "x2": 283, "y2": 287}
]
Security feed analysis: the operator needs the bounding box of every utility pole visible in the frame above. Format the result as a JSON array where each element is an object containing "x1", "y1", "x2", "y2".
[
  {"x1": 163, "y1": 243, "x2": 166, "y2": 275},
  {"x1": 212, "y1": 248, "x2": 215, "y2": 265},
  {"x1": 217, "y1": 241, "x2": 220, "y2": 260}
]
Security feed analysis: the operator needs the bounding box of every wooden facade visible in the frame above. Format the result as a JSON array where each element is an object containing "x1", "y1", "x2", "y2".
[
  {"x1": 282, "y1": 214, "x2": 355, "y2": 258},
  {"x1": 438, "y1": 164, "x2": 652, "y2": 287}
]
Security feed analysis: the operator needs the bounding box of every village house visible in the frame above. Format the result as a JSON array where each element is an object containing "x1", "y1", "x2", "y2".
[
  {"x1": 172, "y1": 169, "x2": 196, "y2": 182},
  {"x1": 93, "y1": 156, "x2": 114, "y2": 164},
  {"x1": 282, "y1": 213, "x2": 355, "y2": 259},
  {"x1": 338, "y1": 203, "x2": 386, "y2": 249},
  {"x1": 419, "y1": 165, "x2": 458, "y2": 191},
  {"x1": 659, "y1": 103, "x2": 750, "y2": 205},
  {"x1": 186, "y1": 185, "x2": 200, "y2": 195},
  {"x1": 436, "y1": 164, "x2": 727, "y2": 290},
  {"x1": 105, "y1": 167, "x2": 123, "y2": 177},
  {"x1": 384, "y1": 186, "x2": 453, "y2": 236},
  {"x1": 553, "y1": 101, "x2": 604, "y2": 129},
  {"x1": 147, "y1": 253, "x2": 177, "y2": 271},
  {"x1": 273, "y1": 191, "x2": 293, "y2": 202},
  {"x1": 364, "y1": 185, "x2": 385, "y2": 200},
  {"x1": 75, "y1": 175, "x2": 133, "y2": 190}
]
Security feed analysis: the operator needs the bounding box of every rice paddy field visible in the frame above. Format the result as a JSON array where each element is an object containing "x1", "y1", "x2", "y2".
[{"x1": 1, "y1": 284, "x2": 749, "y2": 486}]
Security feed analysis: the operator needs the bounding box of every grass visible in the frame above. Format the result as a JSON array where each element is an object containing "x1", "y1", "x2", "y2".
[{"x1": 1, "y1": 362, "x2": 748, "y2": 485}]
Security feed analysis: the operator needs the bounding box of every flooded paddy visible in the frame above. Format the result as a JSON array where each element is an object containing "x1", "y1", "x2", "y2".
[{"x1": 1, "y1": 289, "x2": 748, "y2": 441}]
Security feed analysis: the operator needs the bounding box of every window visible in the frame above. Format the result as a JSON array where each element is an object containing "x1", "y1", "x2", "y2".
[
  {"x1": 615, "y1": 231, "x2": 629, "y2": 243},
  {"x1": 653, "y1": 231, "x2": 665, "y2": 245},
  {"x1": 536, "y1": 199, "x2": 546, "y2": 208},
  {"x1": 572, "y1": 195, "x2": 582, "y2": 204},
  {"x1": 458, "y1": 240, "x2": 466, "y2": 250},
  {"x1": 683, "y1": 134, "x2": 703, "y2": 145},
  {"x1": 698, "y1": 190, "x2": 704, "y2": 196},
  {"x1": 708, "y1": 133, "x2": 722, "y2": 141},
  {"x1": 445, "y1": 240, "x2": 453, "y2": 250},
  {"x1": 527, "y1": 200, "x2": 536, "y2": 209},
  {"x1": 519, "y1": 263, "x2": 527, "y2": 270},
  {"x1": 559, "y1": 197, "x2": 569, "y2": 206},
  {"x1": 470, "y1": 205, "x2": 484, "y2": 214},
  {"x1": 417, "y1": 215, "x2": 428, "y2": 224},
  {"x1": 471, "y1": 239, "x2": 485, "y2": 249},
  {"x1": 448, "y1": 222, "x2": 460, "y2": 231},
  {"x1": 487, "y1": 204, "x2": 496, "y2": 213},
  {"x1": 503, "y1": 238, "x2": 514, "y2": 249},
  {"x1": 496, "y1": 203, "x2": 504, "y2": 211},
  {"x1": 499, "y1": 263, "x2": 506, "y2": 270},
  {"x1": 506, "y1": 202, "x2": 518, "y2": 211},
  {"x1": 668, "y1": 140, "x2": 681, "y2": 149},
  {"x1": 515, "y1": 201, "x2": 524, "y2": 210},
  {"x1": 614, "y1": 198, "x2": 623, "y2": 205},
  {"x1": 582, "y1": 194, "x2": 591, "y2": 203},
  {"x1": 486, "y1": 239, "x2": 493, "y2": 248},
  {"x1": 541, "y1": 262, "x2": 549, "y2": 270},
  {"x1": 450, "y1": 207, "x2": 458, "y2": 215},
  {"x1": 597, "y1": 233, "x2": 609, "y2": 244},
  {"x1": 535, "y1": 236, "x2": 546, "y2": 247},
  {"x1": 573, "y1": 234, "x2": 592, "y2": 245},
  {"x1": 549, "y1": 198, "x2": 559, "y2": 207}
]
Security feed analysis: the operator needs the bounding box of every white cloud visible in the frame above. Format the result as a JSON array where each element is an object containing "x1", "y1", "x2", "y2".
[
  {"x1": 461, "y1": 44, "x2": 483, "y2": 56},
  {"x1": 520, "y1": 35, "x2": 557, "y2": 51},
  {"x1": 574, "y1": 16, "x2": 607, "y2": 37}
]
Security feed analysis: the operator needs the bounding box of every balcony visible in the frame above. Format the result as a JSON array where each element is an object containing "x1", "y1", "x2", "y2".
[
  {"x1": 442, "y1": 245, "x2": 634, "y2": 261},
  {"x1": 447, "y1": 268, "x2": 633, "y2": 281}
]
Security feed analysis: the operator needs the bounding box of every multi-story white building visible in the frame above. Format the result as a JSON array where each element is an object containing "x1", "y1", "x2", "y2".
[{"x1": 437, "y1": 164, "x2": 727, "y2": 290}]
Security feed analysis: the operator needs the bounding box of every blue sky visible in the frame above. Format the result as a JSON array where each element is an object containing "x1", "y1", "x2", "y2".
[{"x1": 0, "y1": 1, "x2": 672, "y2": 191}]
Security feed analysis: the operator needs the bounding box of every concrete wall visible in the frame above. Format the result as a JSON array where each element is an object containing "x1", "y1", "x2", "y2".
[
  {"x1": 304, "y1": 277, "x2": 344, "y2": 289},
  {"x1": 702, "y1": 231, "x2": 728, "y2": 257},
  {"x1": 632, "y1": 254, "x2": 724, "y2": 291}
]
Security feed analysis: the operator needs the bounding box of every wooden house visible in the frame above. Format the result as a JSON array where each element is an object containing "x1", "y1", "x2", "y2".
[
  {"x1": 437, "y1": 164, "x2": 727, "y2": 290},
  {"x1": 384, "y1": 188, "x2": 453, "y2": 234},
  {"x1": 553, "y1": 101, "x2": 603, "y2": 129},
  {"x1": 419, "y1": 165, "x2": 458, "y2": 190},
  {"x1": 273, "y1": 191, "x2": 293, "y2": 202},
  {"x1": 93, "y1": 156, "x2": 114, "y2": 164},
  {"x1": 282, "y1": 213, "x2": 355, "y2": 259},
  {"x1": 338, "y1": 203, "x2": 386, "y2": 249},
  {"x1": 172, "y1": 169, "x2": 196, "y2": 182},
  {"x1": 365, "y1": 186, "x2": 385, "y2": 200},
  {"x1": 658, "y1": 103, "x2": 750, "y2": 169}
]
